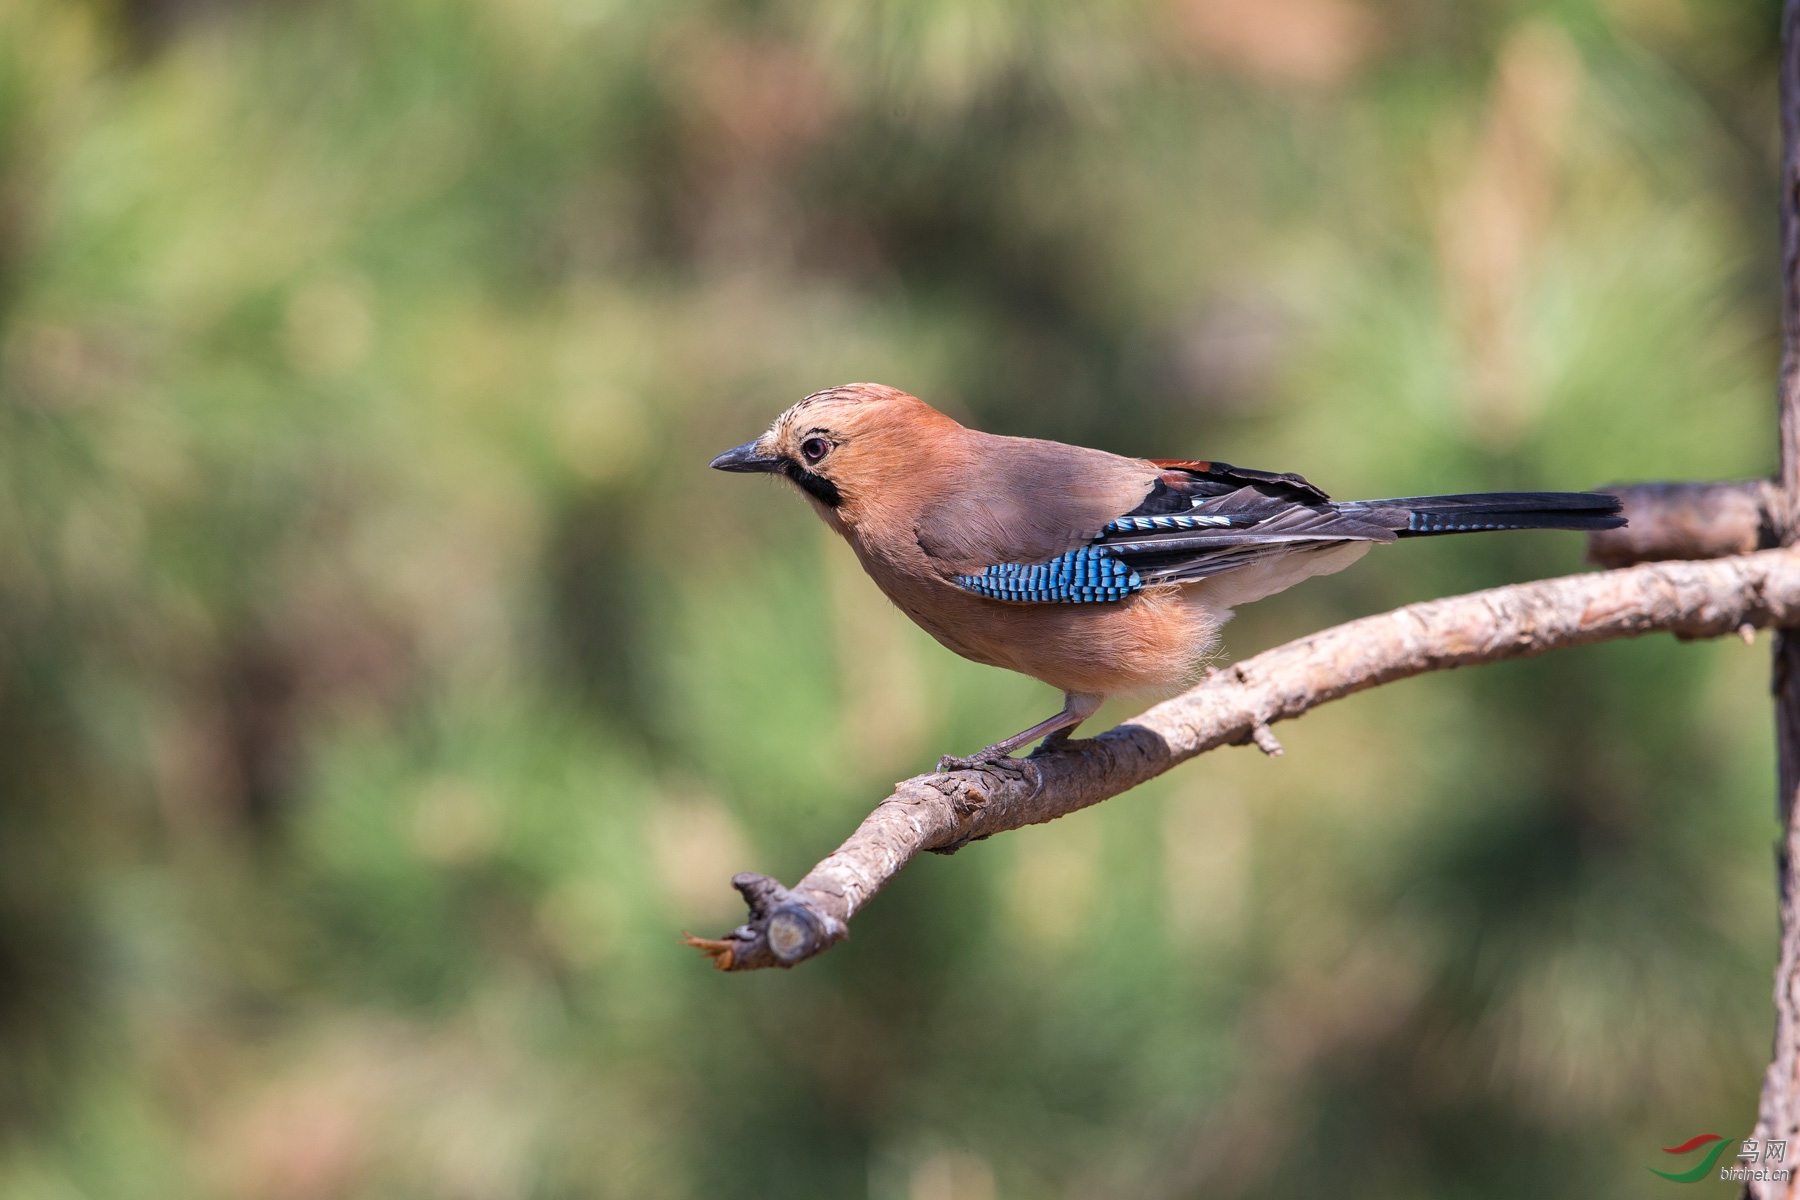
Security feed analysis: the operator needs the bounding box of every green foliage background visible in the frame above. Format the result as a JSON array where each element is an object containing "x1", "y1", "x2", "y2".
[{"x1": 0, "y1": 0, "x2": 1788, "y2": 1195}]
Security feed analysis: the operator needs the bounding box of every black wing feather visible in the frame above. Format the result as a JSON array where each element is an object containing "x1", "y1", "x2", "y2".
[
  {"x1": 949, "y1": 455, "x2": 1625, "y2": 603},
  {"x1": 1097, "y1": 472, "x2": 1623, "y2": 587}
]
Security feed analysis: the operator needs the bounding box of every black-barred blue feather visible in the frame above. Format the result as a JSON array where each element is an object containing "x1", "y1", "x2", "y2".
[{"x1": 954, "y1": 544, "x2": 1143, "y2": 604}]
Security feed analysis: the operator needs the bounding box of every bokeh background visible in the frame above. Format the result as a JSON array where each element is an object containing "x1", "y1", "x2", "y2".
[{"x1": 0, "y1": 0, "x2": 1789, "y2": 1195}]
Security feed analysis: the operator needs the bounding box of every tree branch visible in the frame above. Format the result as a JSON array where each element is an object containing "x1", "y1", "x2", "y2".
[
  {"x1": 1587, "y1": 480, "x2": 1776, "y2": 568},
  {"x1": 688, "y1": 547, "x2": 1800, "y2": 971}
]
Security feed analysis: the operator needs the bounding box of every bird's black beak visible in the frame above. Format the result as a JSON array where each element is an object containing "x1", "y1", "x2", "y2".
[{"x1": 710, "y1": 440, "x2": 784, "y2": 473}]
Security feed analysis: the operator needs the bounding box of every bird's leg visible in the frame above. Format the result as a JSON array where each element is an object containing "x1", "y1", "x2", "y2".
[{"x1": 938, "y1": 692, "x2": 1104, "y2": 772}]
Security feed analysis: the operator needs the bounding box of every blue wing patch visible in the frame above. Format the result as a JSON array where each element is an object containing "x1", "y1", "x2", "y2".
[
  {"x1": 954, "y1": 544, "x2": 1143, "y2": 604},
  {"x1": 1103, "y1": 513, "x2": 1235, "y2": 534}
]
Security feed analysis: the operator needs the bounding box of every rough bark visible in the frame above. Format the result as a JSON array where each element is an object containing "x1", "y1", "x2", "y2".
[
  {"x1": 688, "y1": 547, "x2": 1800, "y2": 971},
  {"x1": 1751, "y1": 4, "x2": 1800, "y2": 1193},
  {"x1": 1764, "y1": 637, "x2": 1800, "y2": 1200}
]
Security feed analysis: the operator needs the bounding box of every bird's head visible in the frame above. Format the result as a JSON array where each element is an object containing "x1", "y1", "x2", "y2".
[{"x1": 710, "y1": 383, "x2": 955, "y2": 515}]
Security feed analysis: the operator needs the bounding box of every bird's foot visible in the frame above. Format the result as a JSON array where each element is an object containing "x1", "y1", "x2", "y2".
[
  {"x1": 937, "y1": 749, "x2": 1011, "y2": 773},
  {"x1": 937, "y1": 697, "x2": 1100, "y2": 773}
]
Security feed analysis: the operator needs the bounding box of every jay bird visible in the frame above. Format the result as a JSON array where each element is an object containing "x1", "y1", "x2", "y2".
[{"x1": 712, "y1": 383, "x2": 1625, "y2": 769}]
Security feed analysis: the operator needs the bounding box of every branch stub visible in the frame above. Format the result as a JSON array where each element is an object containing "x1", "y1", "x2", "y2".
[{"x1": 766, "y1": 905, "x2": 823, "y2": 962}]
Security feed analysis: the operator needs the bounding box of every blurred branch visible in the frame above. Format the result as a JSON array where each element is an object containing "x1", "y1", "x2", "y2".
[
  {"x1": 1752, "y1": 2, "x2": 1800, "y2": 1191},
  {"x1": 688, "y1": 548, "x2": 1800, "y2": 971},
  {"x1": 1586, "y1": 479, "x2": 1776, "y2": 568}
]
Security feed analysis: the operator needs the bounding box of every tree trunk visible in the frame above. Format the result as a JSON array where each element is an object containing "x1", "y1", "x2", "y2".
[{"x1": 1748, "y1": 4, "x2": 1800, "y2": 1196}]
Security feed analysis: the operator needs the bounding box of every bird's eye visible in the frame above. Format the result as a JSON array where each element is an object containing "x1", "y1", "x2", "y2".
[{"x1": 800, "y1": 436, "x2": 830, "y2": 464}]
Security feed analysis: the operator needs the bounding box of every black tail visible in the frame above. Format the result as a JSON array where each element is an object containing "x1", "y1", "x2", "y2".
[{"x1": 1345, "y1": 491, "x2": 1626, "y2": 537}]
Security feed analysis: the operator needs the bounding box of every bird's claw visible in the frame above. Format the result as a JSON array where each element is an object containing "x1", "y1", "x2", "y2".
[{"x1": 936, "y1": 750, "x2": 1041, "y2": 775}]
